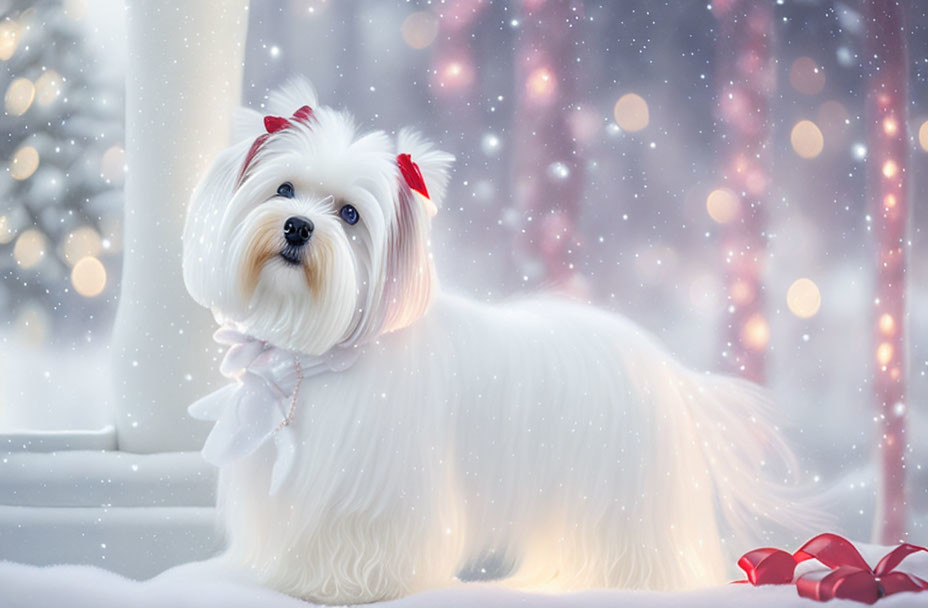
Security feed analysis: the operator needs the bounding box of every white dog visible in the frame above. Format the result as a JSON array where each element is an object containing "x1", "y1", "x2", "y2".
[{"x1": 182, "y1": 79, "x2": 809, "y2": 604}]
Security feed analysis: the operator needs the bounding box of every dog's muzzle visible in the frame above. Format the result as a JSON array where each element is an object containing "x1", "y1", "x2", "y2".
[{"x1": 281, "y1": 216, "x2": 313, "y2": 265}]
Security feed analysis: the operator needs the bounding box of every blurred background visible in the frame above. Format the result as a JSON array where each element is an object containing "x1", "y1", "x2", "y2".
[{"x1": 0, "y1": 0, "x2": 925, "y2": 540}]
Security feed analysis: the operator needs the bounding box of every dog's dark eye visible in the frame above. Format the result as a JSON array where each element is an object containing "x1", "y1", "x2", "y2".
[
  {"x1": 276, "y1": 182, "x2": 295, "y2": 198},
  {"x1": 339, "y1": 204, "x2": 359, "y2": 225}
]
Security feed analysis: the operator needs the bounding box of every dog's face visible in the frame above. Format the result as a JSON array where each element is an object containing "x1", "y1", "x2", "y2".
[{"x1": 183, "y1": 80, "x2": 453, "y2": 355}]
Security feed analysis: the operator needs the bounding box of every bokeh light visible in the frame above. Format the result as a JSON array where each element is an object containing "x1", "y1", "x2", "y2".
[
  {"x1": 789, "y1": 57, "x2": 826, "y2": 95},
  {"x1": 741, "y1": 314, "x2": 770, "y2": 350},
  {"x1": 10, "y1": 145, "x2": 40, "y2": 180},
  {"x1": 13, "y1": 228, "x2": 47, "y2": 268},
  {"x1": 706, "y1": 188, "x2": 739, "y2": 224},
  {"x1": 0, "y1": 21, "x2": 22, "y2": 60},
  {"x1": 71, "y1": 256, "x2": 107, "y2": 297},
  {"x1": 0, "y1": 215, "x2": 14, "y2": 244},
  {"x1": 62, "y1": 226, "x2": 102, "y2": 265},
  {"x1": 786, "y1": 278, "x2": 822, "y2": 318},
  {"x1": 100, "y1": 145, "x2": 126, "y2": 183},
  {"x1": 790, "y1": 120, "x2": 824, "y2": 158},
  {"x1": 34, "y1": 70, "x2": 63, "y2": 107},
  {"x1": 526, "y1": 67, "x2": 557, "y2": 101},
  {"x1": 5, "y1": 77, "x2": 35, "y2": 115},
  {"x1": 401, "y1": 11, "x2": 438, "y2": 50},
  {"x1": 919, "y1": 120, "x2": 928, "y2": 151},
  {"x1": 882, "y1": 160, "x2": 898, "y2": 179},
  {"x1": 879, "y1": 313, "x2": 895, "y2": 336},
  {"x1": 877, "y1": 342, "x2": 894, "y2": 367},
  {"x1": 613, "y1": 93, "x2": 649, "y2": 132}
]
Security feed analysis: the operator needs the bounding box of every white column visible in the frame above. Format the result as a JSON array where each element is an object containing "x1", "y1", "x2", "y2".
[{"x1": 112, "y1": 0, "x2": 250, "y2": 453}]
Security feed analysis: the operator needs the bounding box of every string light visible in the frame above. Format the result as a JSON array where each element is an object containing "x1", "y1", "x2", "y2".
[
  {"x1": 876, "y1": 342, "x2": 894, "y2": 367},
  {"x1": 881, "y1": 160, "x2": 898, "y2": 178},
  {"x1": 879, "y1": 313, "x2": 895, "y2": 336}
]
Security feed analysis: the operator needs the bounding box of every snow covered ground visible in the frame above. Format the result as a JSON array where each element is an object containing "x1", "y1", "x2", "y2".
[{"x1": 3, "y1": 545, "x2": 928, "y2": 608}]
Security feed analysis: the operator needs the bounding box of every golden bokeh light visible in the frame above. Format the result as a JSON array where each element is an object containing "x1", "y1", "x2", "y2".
[
  {"x1": 786, "y1": 278, "x2": 822, "y2": 319},
  {"x1": 71, "y1": 256, "x2": 107, "y2": 297},
  {"x1": 10, "y1": 145, "x2": 39, "y2": 180},
  {"x1": 5, "y1": 77, "x2": 35, "y2": 115},
  {"x1": 613, "y1": 93, "x2": 649, "y2": 132},
  {"x1": 741, "y1": 314, "x2": 770, "y2": 351},
  {"x1": 13, "y1": 228, "x2": 46, "y2": 268},
  {"x1": 790, "y1": 120, "x2": 824, "y2": 159},
  {"x1": 882, "y1": 160, "x2": 898, "y2": 179},
  {"x1": 877, "y1": 342, "x2": 894, "y2": 367},
  {"x1": 0, "y1": 215, "x2": 14, "y2": 244},
  {"x1": 919, "y1": 120, "x2": 928, "y2": 151},
  {"x1": 100, "y1": 145, "x2": 126, "y2": 183},
  {"x1": 789, "y1": 57, "x2": 825, "y2": 95},
  {"x1": 730, "y1": 279, "x2": 755, "y2": 306},
  {"x1": 879, "y1": 313, "x2": 895, "y2": 336},
  {"x1": 35, "y1": 70, "x2": 62, "y2": 107},
  {"x1": 526, "y1": 67, "x2": 557, "y2": 100},
  {"x1": 62, "y1": 226, "x2": 102, "y2": 265},
  {"x1": 706, "y1": 188, "x2": 739, "y2": 224},
  {"x1": 0, "y1": 21, "x2": 22, "y2": 61},
  {"x1": 401, "y1": 11, "x2": 438, "y2": 50}
]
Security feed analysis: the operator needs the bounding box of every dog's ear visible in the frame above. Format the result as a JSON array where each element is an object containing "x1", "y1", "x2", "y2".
[
  {"x1": 183, "y1": 138, "x2": 253, "y2": 311},
  {"x1": 376, "y1": 132, "x2": 453, "y2": 335},
  {"x1": 396, "y1": 129, "x2": 454, "y2": 215}
]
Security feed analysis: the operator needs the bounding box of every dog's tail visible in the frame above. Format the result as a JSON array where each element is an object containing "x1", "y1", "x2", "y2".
[{"x1": 666, "y1": 362, "x2": 830, "y2": 550}]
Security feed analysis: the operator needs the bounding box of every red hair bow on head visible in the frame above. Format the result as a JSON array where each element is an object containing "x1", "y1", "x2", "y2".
[{"x1": 238, "y1": 105, "x2": 315, "y2": 186}]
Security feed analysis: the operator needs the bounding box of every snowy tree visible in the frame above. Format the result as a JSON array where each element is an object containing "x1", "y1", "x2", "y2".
[{"x1": 0, "y1": 0, "x2": 123, "y2": 332}]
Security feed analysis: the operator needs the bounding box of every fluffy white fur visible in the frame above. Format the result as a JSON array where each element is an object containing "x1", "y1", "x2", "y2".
[{"x1": 183, "y1": 79, "x2": 812, "y2": 604}]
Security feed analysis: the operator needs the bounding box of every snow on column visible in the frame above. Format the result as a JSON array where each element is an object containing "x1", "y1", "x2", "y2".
[
  {"x1": 865, "y1": 0, "x2": 909, "y2": 544},
  {"x1": 111, "y1": 1, "x2": 249, "y2": 453},
  {"x1": 511, "y1": 0, "x2": 585, "y2": 291},
  {"x1": 712, "y1": 0, "x2": 775, "y2": 384}
]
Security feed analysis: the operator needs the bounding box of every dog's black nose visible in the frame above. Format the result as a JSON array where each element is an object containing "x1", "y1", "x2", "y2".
[{"x1": 283, "y1": 216, "x2": 313, "y2": 246}]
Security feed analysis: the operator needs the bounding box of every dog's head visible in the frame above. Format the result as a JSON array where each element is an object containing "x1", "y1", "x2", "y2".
[{"x1": 182, "y1": 79, "x2": 453, "y2": 355}]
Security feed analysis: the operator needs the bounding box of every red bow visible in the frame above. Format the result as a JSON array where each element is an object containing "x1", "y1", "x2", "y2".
[
  {"x1": 738, "y1": 533, "x2": 928, "y2": 604},
  {"x1": 237, "y1": 105, "x2": 314, "y2": 186},
  {"x1": 396, "y1": 153, "x2": 430, "y2": 199}
]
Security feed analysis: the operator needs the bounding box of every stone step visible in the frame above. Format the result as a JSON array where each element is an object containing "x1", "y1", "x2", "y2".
[
  {"x1": 1, "y1": 426, "x2": 117, "y2": 453},
  {"x1": 0, "y1": 505, "x2": 221, "y2": 580},
  {"x1": 0, "y1": 449, "x2": 216, "y2": 508}
]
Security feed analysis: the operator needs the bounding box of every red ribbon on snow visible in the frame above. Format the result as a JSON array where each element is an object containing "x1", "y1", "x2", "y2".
[{"x1": 737, "y1": 533, "x2": 928, "y2": 604}]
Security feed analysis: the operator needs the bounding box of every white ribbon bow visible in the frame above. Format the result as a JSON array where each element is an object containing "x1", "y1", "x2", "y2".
[{"x1": 189, "y1": 326, "x2": 359, "y2": 495}]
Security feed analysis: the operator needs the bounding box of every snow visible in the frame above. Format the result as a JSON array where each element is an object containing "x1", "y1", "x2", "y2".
[{"x1": 2, "y1": 546, "x2": 928, "y2": 608}]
